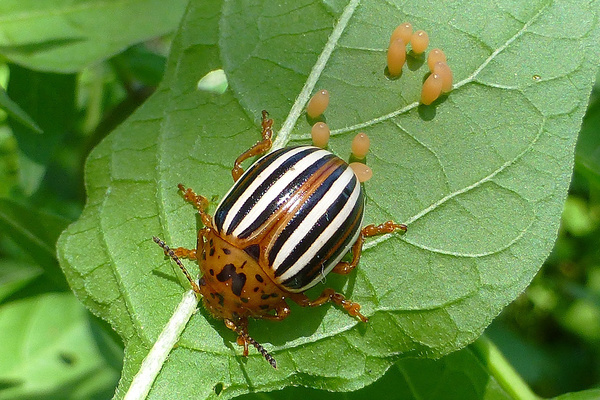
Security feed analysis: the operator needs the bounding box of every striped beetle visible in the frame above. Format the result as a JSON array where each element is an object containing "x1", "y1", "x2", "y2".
[{"x1": 154, "y1": 111, "x2": 406, "y2": 368}]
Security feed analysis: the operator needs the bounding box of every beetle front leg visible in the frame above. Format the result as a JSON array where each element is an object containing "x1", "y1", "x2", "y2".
[
  {"x1": 224, "y1": 317, "x2": 277, "y2": 368},
  {"x1": 332, "y1": 221, "x2": 407, "y2": 275},
  {"x1": 231, "y1": 110, "x2": 273, "y2": 182},
  {"x1": 153, "y1": 236, "x2": 201, "y2": 294},
  {"x1": 289, "y1": 289, "x2": 368, "y2": 323},
  {"x1": 257, "y1": 300, "x2": 291, "y2": 321}
]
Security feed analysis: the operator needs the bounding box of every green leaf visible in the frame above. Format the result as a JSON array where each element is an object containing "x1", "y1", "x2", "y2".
[
  {"x1": 0, "y1": 198, "x2": 70, "y2": 288},
  {"x1": 553, "y1": 389, "x2": 600, "y2": 400},
  {"x1": 235, "y1": 341, "x2": 514, "y2": 400},
  {"x1": 0, "y1": 86, "x2": 42, "y2": 134},
  {"x1": 57, "y1": 0, "x2": 600, "y2": 399},
  {"x1": 0, "y1": 259, "x2": 42, "y2": 302},
  {"x1": 0, "y1": 127, "x2": 18, "y2": 197},
  {"x1": 0, "y1": 0, "x2": 187, "y2": 73},
  {"x1": 575, "y1": 98, "x2": 600, "y2": 184},
  {"x1": 7, "y1": 65, "x2": 77, "y2": 195},
  {"x1": 0, "y1": 292, "x2": 122, "y2": 400}
]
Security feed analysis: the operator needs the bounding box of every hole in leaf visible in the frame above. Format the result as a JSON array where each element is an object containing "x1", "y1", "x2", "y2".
[
  {"x1": 197, "y1": 69, "x2": 228, "y2": 94},
  {"x1": 214, "y1": 382, "x2": 224, "y2": 395}
]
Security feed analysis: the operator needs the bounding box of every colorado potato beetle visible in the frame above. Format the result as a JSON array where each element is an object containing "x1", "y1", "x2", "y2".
[{"x1": 154, "y1": 111, "x2": 407, "y2": 368}]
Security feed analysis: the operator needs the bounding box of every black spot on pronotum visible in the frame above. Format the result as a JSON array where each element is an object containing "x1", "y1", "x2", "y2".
[
  {"x1": 216, "y1": 293, "x2": 225, "y2": 306},
  {"x1": 255, "y1": 274, "x2": 264, "y2": 283},
  {"x1": 253, "y1": 287, "x2": 259, "y2": 292},
  {"x1": 209, "y1": 247, "x2": 215, "y2": 257},
  {"x1": 210, "y1": 269, "x2": 214, "y2": 276},
  {"x1": 216, "y1": 263, "x2": 247, "y2": 296},
  {"x1": 261, "y1": 294, "x2": 270, "y2": 300},
  {"x1": 259, "y1": 304, "x2": 269, "y2": 310},
  {"x1": 223, "y1": 248, "x2": 231, "y2": 255},
  {"x1": 244, "y1": 244, "x2": 260, "y2": 261},
  {"x1": 241, "y1": 297, "x2": 249, "y2": 303}
]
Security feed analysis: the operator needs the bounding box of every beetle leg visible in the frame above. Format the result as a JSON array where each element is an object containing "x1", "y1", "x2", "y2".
[
  {"x1": 289, "y1": 289, "x2": 368, "y2": 323},
  {"x1": 153, "y1": 236, "x2": 201, "y2": 294},
  {"x1": 332, "y1": 221, "x2": 407, "y2": 275},
  {"x1": 172, "y1": 247, "x2": 197, "y2": 260},
  {"x1": 232, "y1": 110, "x2": 273, "y2": 182},
  {"x1": 224, "y1": 317, "x2": 277, "y2": 368},
  {"x1": 178, "y1": 184, "x2": 213, "y2": 228},
  {"x1": 256, "y1": 300, "x2": 291, "y2": 321}
]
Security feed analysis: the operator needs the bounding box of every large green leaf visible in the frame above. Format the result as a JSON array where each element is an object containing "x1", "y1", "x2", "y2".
[
  {"x1": 0, "y1": 0, "x2": 187, "y2": 73},
  {"x1": 57, "y1": 0, "x2": 600, "y2": 399}
]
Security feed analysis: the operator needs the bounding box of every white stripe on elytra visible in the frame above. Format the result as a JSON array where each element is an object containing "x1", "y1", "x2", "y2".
[
  {"x1": 220, "y1": 146, "x2": 308, "y2": 233},
  {"x1": 293, "y1": 195, "x2": 363, "y2": 293},
  {"x1": 231, "y1": 148, "x2": 331, "y2": 237},
  {"x1": 276, "y1": 168, "x2": 359, "y2": 284}
]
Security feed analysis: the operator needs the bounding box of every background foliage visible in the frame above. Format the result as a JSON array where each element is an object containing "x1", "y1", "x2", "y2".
[{"x1": 0, "y1": 1, "x2": 599, "y2": 399}]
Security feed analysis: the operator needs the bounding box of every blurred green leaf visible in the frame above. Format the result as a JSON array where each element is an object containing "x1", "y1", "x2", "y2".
[
  {"x1": 0, "y1": 292, "x2": 122, "y2": 400},
  {"x1": 0, "y1": 259, "x2": 42, "y2": 302},
  {"x1": 0, "y1": 86, "x2": 42, "y2": 134},
  {"x1": 0, "y1": 0, "x2": 187, "y2": 73},
  {"x1": 0, "y1": 127, "x2": 18, "y2": 197},
  {"x1": 57, "y1": 0, "x2": 600, "y2": 399},
  {"x1": 7, "y1": 65, "x2": 76, "y2": 195},
  {"x1": 0, "y1": 198, "x2": 69, "y2": 287},
  {"x1": 554, "y1": 389, "x2": 600, "y2": 400},
  {"x1": 575, "y1": 98, "x2": 600, "y2": 185}
]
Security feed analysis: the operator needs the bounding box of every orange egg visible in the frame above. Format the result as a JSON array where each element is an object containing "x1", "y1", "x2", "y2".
[
  {"x1": 311, "y1": 122, "x2": 330, "y2": 148},
  {"x1": 410, "y1": 30, "x2": 429, "y2": 54},
  {"x1": 387, "y1": 38, "x2": 406, "y2": 77},
  {"x1": 306, "y1": 90, "x2": 330, "y2": 118},
  {"x1": 349, "y1": 162, "x2": 373, "y2": 183},
  {"x1": 433, "y1": 62, "x2": 453, "y2": 93},
  {"x1": 390, "y1": 22, "x2": 413, "y2": 44},
  {"x1": 427, "y1": 48, "x2": 446, "y2": 71},
  {"x1": 351, "y1": 132, "x2": 370, "y2": 158},
  {"x1": 421, "y1": 73, "x2": 442, "y2": 105}
]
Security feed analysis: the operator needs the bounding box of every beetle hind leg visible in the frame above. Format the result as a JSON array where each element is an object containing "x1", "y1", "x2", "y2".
[
  {"x1": 289, "y1": 289, "x2": 368, "y2": 323},
  {"x1": 332, "y1": 221, "x2": 407, "y2": 275},
  {"x1": 231, "y1": 110, "x2": 274, "y2": 182}
]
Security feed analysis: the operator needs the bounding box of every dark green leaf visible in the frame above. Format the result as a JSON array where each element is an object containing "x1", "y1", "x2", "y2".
[
  {"x1": 7, "y1": 65, "x2": 76, "y2": 195},
  {"x1": 0, "y1": 86, "x2": 42, "y2": 133},
  {"x1": 0, "y1": 198, "x2": 69, "y2": 287},
  {"x1": 57, "y1": 0, "x2": 600, "y2": 398}
]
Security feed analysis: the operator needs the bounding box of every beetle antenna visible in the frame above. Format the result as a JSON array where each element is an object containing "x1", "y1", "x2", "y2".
[
  {"x1": 245, "y1": 333, "x2": 277, "y2": 369},
  {"x1": 153, "y1": 236, "x2": 201, "y2": 294}
]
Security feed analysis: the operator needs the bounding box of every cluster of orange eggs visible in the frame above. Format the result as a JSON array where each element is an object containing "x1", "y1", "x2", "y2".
[
  {"x1": 305, "y1": 90, "x2": 373, "y2": 183},
  {"x1": 387, "y1": 22, "x2": 453, "y2": 105}
]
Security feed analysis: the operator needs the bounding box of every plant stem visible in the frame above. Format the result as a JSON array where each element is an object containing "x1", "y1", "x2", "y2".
[{"x1": 471, "y1": 335, "x2": 540, "y2": 400}]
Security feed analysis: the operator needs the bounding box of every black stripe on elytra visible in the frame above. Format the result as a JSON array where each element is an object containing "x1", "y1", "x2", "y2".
[
  {"x1": 237, "y1": 151, "x2": 336, "y2": 239},
  {"x1": 273, "y1": 170, "x2": 355, "y2": 278},
  {"x1": 224, "y1": 146, "x2": 320, "y2": 236},
  {"x1": 282, "y1": 181, "x2": 364, "y2": 290},
  {"x1": 214, "y1": 147, "x2": 288, "y2": 232},
  {"x1": 270, "y1": 163, "x2": 346, "y2": 273}
]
